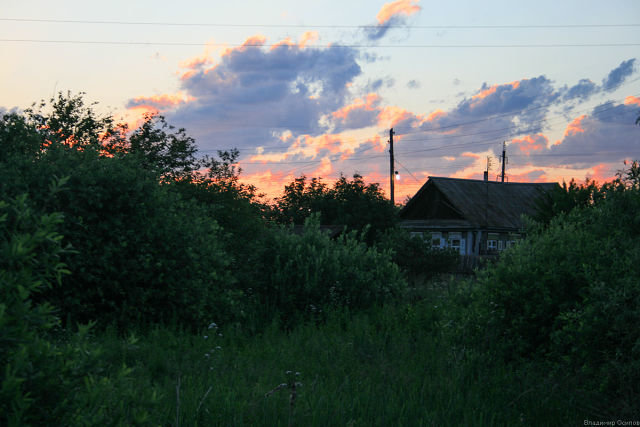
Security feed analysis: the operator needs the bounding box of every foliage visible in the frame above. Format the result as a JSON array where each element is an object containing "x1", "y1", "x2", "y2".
[
  {"x1": 0, "y1": 112, "x2": 45, "y2": 160},
  {"x1": 272, "y1": 174, "x2": 398, "y2": 243},
  {"x1": 533, "y1": 178, "x2": 604, "y2": 225},
  {"x1": 0, "y1": 94, "x2": 249, "y2": 329},
  {"x1": 105, "y1": 113, "x2": 201, "y2": 180},
  {"x1": 0, "y1": 194, "x2": 161, "y2": 425},
  {"x1": 463, "y1": 166, "x2": 640, "y2": 416},
  {"x1": 252, "y1": 216, "x2": 406, "y2": 327},
  {"x1": 24, "y1": 91, "x2": 126, "y2": 150},
  {"x1": 376, "y1": 227, "x2": 459, "y2": 282},
  {"x1": 0, "y1": 195, "x2": 70, "y2": 425}
]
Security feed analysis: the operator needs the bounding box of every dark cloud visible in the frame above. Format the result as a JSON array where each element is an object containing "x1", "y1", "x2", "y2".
[
  {"x1": 407, "y1": 79, "x2": 421, "y2": 89},
  {"x1": 602, "y1": 59, "x2": 636, "y2": 92},
  {"x1": 330, "y1": 94, "x2": 381, "y2": 132},
  {"x1": 452, "y1": 78, "x2": 461, "y2": 86},
  {"x1": 417, "y1": 76, "x2": 559, "y2": 142},
  {"x1": 519, "y1": 101, "x2": 640, "y2": 168},
  {"x1": 365, "y1": 77, "x2": 395, "y2": 92},
  {"x1": 154, "y1": 41, "x2": 363, "y2": 152},
  {"x1": 563, "y1": 79, "x2": 598, "y2": 101}
]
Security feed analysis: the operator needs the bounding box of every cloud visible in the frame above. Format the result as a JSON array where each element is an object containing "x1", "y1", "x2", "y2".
[
  {"x1": 331, "y1": 93, "x2": 381, "y2": 131},
  {"x1": 602, "y1": 58, "x2": 636, "y2": 92},
  {"x1": 560, "y1": 59, "x2": 637, "y2": 105},
  {"x1": 407, "y1": 79, "x2": 421, "y2": 89},
  {"x1": 364, "y1": 77, "x2": 395, "y2": 92},
  {"x1": 625, "y1": 95, "x2": 640, "y2": 106},
  {"x1": 563, "y1": 79, "x2": 598, "y2": 101},
  {"x1": 366, "y1": 0, "x2": 421, "y2": 41},
  {"x1": 126, "y1": 93, "x2": 195, "y2": 113},
  {"x1": 128, "y1": 39, "x2": 638, "y2": 201},
  {"x1": 521, "y1": 101, "x2": 640, "y2": 168},
  {"x1": 140, "y1": 35, "x2": 364, "y2": 153},
  {"x1": 511, "y1": 134, "x2": 548, "y2": 155}
]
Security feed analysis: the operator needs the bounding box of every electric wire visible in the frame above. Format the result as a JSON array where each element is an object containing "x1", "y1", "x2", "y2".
[
  {"x1": 1, "y1": 39, "x2": 638, "y2": 49},
  {"x1": 2, "y1": 17, "x2": 639, "y2": 30}
]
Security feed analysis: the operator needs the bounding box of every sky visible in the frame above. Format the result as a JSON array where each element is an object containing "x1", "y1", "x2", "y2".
[{"x1": 2, "y1": 0, "x2": 640, "y2": 202}]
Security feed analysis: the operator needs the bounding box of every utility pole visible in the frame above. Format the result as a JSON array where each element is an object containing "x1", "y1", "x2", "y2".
[
  {"x1": 499, "y1": 141, "x2": 507, "y2": 183},
  {"x1": 389, "y1": 128, "x2": 395, "y2": 205}
]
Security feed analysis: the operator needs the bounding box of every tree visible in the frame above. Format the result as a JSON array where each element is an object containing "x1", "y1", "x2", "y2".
[
  {"x1": 533, "y1": 178, "x2": 604, "y2": 225},
  {"x1": 105, "y1": 113, "x2": 201, "y2": 180},
  {"x1": 273, "y1": 174, "x2": 398, "y2": 242},
  {"x1": 0, "y1": 93, "x2": 249, "y2": 328},
  {"x1": 24, "y1": 91, "x2": 126, "y2": 150}
]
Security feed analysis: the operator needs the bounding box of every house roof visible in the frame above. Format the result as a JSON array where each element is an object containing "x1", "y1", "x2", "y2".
[{"x1": 400, "y1": 177, "x2": 559, "y2": 230}]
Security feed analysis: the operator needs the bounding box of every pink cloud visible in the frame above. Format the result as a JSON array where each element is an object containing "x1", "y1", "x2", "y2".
[
  {"x1": 587, "y1": 163, "x2": 618, "y2": 183},
  {"x1": 470, "y1": 80, "x2": 521, "y2": 108},
  {"x1": 511, "y1": 134, "x2": 548, "y2": 155},
  {"x1": 127, "y1": 93, "x2": 195, "y2": 114},
  {"x1": 553, "y1": 115, "x2": 587, "y2": 145},
  {"x1": 332, "y1": 93, "x2": 380, "y2": 121},
  {"x1": 377, "y1": 0, "x2": 421, "y2": 25},
  {"x1": 377, "y1": 105, "x2": 419, "y2": 128},
  {"x1": 425, "y1": 109, "x2": 446, "y2": 122},
  {"x1": 507, "y1": 169, "x2": 548, "y2": 183},
  {"x1": 624, "y1": 95, "x2": 640, "y2": 106},
  {"x1": 299, "y1": 31, "x2": 319, "y2": 48}
]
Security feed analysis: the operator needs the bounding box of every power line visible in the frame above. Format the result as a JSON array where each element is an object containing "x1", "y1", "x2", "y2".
[
  {"x1": 2, "y1": 17, "x2": 639, "y2": 29},
  {"x1": 1, "y1": 38, "x2": 638, "y2": 48},
  {"x1": 394, "y1": 157, "x2": 421, "y2": 183}
]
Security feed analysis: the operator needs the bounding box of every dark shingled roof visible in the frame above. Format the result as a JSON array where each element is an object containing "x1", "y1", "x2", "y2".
[{"x1": 400, "y1": 177, "x2": 559, "y2": 230}]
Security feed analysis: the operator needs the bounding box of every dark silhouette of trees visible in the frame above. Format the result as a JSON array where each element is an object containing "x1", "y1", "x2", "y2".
[{"x1": 272, "y1": 174, "x2": 398, "y2": 242}]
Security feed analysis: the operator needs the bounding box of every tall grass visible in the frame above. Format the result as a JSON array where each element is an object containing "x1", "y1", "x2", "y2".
[{"x1": 85, "y1": 298, "x2": 581, "y2": 426}]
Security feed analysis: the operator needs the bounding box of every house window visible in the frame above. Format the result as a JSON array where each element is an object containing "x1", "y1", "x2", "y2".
[
  {"x1": 431, "y1": 232, "x2": 443, "y2": 249},
  {"x1": 487, "y1": 240, "x2": 498, "y2": 251},
  {"x1": 448, "y1": 232, "x2": 461, "y2": 252}
]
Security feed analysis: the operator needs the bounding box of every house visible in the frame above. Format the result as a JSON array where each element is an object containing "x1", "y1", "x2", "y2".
[{"x1": 399, "y1": 176, "x2": 559, "y2": 256}]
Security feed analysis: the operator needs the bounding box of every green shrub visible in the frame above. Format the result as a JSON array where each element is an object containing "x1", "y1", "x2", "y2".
[
  {"x1": 466, "y1": 184, "x2": 640, "y2": 415},
  {"x1": 0, "y1": 146, "x2": 236, "y2": 329},
  {"x1": 0, "y1": 194, "x2": 162, "y2": 425},
  {"x1": 253, "y1": 216, "x2": 406, "y2": 327},
  {"x1": 376, "y1": 227, "x2": 459, "y2": 282}
]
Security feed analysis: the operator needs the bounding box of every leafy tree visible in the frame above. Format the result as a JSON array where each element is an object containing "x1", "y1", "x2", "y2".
[
  {"x1": 0, "y1": 112, "x2": 45, "y2": 160},
  {"x1": 105, "y1": 113, "x2": 201, "y2": 180},
  {"x1": 24, "y1": 91, "x2": 126, "y2": 150},
  {"x1": 533, "y1": 178, "x2": 604, "y2": 225},
  {"x1": 0, "y1": 94, "x2": 243, "y2": 328},
  {"x1": 273, "y1": 174, "x2": 398, "y2": 242}
]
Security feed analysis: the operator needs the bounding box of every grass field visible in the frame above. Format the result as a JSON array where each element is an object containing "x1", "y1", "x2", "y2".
[{"x1": 77, "y1": 283, "x2": 585, "y2": 426}]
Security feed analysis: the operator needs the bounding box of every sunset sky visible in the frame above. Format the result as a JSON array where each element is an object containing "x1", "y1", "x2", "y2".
[{"x1": 2, "y1": 0, "x2": 640, "y2": 202}]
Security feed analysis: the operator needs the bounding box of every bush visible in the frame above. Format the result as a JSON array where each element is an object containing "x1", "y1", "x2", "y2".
[
  {"x1": 376, "y1": 227, "x2": 459, "y2": 282},
  {"x1": 0, "y1": 194, "x2": 161, "y2": 425},
  {"x1": 0, "y1": 146, "x2": 235, "y2": 329},
  {"x1": 253, "y1": 216, "x2": 406, "y2": 327},
  {"x1": 466, "y1": 183, "x2": 640, "y2": 415}
]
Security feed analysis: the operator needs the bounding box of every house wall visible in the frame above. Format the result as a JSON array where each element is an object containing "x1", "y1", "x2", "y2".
[{"x1": 408, "y1": 228, "x2": 521, "y2": 256}]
